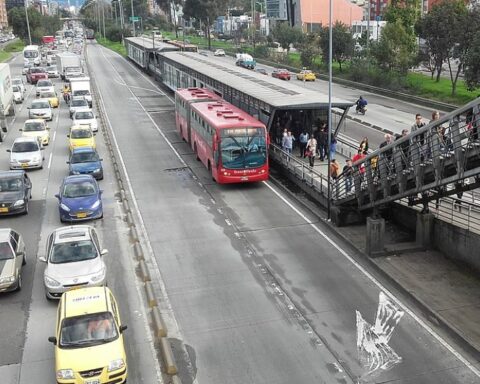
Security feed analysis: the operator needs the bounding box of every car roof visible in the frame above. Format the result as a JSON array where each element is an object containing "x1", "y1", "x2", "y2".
[
  {"x1": 52, "y1": 224, "x2": 92, "y2": 244},
  {"x1": 25, "y1": 118, "x2": 46, "y2": 124},
  {"x1": 70, "y1": 124, "x2": 93, "y2": 131},
  {"x1": 0, "y1": 228, "x2": 13, "y2": 242},
  {"x1": 72, "y1": 146, "x2": 96, "y2": 154},
  {"x1": 63, "y1": 286, "x2": 111, "y2": 318},
  {"x1": 0, "y1": 170, "x2": 26, "y2": 179},
  {"x1": 31, "y1": 99, "x2": 50, "y2": 105},
  {"x1": 64, "y1": 174, "x2": 96, "y2": 183},
  {"x1": 13, "y1": 136, "x2": 39, "y2": 143}
]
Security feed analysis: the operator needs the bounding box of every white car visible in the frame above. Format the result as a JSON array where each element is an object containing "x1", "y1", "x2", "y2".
[
  {"x1": 21, "y1": 119, "x2": 50, "y2": 146},
  {"x1": 36, "y1": 79, "x2": 54, "y2": 96},
  {"x1": 39, "y1": 225, "x2": 107, "y2": 300},
  {"x1": 13, "y1": 86, "x2": 23, "y2": 104},
  {"x1": 72, "y1": 110, "x2": 98, "y2": 132},
  {"x1": 7, "y1": 137, "x2": 44, "y2": 170},
  {"x1": 28, "y1": 99, "x2": 53, "y2": 121},
  {"x1": 46, "y1": 65, "x2": 59, "y2": 78},
  {"x1": 69, "y1": 97, "x2": 90, "y2": 118},
  {"x1": 214, "y1": 49, "x2": 226, "y2": 57},
  {"x1": 12, "y1": 77, "x2": 25, "y2": 94}
]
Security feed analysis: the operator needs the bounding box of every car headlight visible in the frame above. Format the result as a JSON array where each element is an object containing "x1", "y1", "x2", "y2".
[
  {"x1": 32, "y1": 156, "x2": 41, "y2": 162},
  {"x1": 45, "y1": 275, "x2": 61, "y2": 287},
  {"x1": 108, "y1": 358, "x2": 125, "y2": 372},
  {"x1": 13, "y1": 199, "x2": 24, "y2": 207},
  {"x1": 71, "y1": 170, "x2": 80, "y2": 175},
  {"x1": 60, "y1": 203, "x2": 70, "y2": 212},
  {"x1": 90, "y1": 268, "x2": 105, "y2": 283},
  {"x1": 91, "y1": 200, "x2": 100, "y2": 209},
  {"x1": 0, "y1": 275, "x2": 15, "y2": 284},
  {"x1": 93, "y1": 168, "x2": 101, "y2": 173},
  {"x1": 56, "y1": 369, "x2": 74, "y2": 380}
]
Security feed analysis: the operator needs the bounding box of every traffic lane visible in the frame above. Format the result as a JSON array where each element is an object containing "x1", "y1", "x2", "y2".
[
  {"x1": 0, "y1": 57, "x2": 61, "y2": 372},
  {"x1": 17, "y1": 81, "x2": 161, "y2": 383},
  {"x1": 88, "y1": 44, "x2": 357, "y2": 384}
]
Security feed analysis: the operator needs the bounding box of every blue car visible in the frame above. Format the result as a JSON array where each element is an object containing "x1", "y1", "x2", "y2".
[
  {"x1": 67, "y1": 147, "x2": 103, "y2": 180},
  {"x1": 55, "y1": 175, "x2": 103, "y2": 222}
]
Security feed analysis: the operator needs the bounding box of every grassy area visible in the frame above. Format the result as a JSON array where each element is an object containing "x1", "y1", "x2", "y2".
[
  {"x1": 4, "y1": 40, "x2": 25, "y2": 53},
  {"x1": 0, "y1": 51, "x2": 10, "y2": 62},
  {"x1": 96, "y1": 37, "x2": 126, "y2": 56}
]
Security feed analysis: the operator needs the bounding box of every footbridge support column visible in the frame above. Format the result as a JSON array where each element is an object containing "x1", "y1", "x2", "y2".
[
  {"x1": 416, "y1": 212, "x2": 434, "y2": 248},
  {"x1": 366, "y1": 216, "x2": 385, "y2": 257}
]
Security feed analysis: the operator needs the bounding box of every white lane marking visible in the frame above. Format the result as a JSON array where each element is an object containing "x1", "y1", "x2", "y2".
[
  {"x1": 52, "y1": 130, "x2": 56, "y2": 143},
  {"x1": 47, "y1": 153, "x2": 52, "y2": 169},
  {"x1": 91, "y1": 48, "x2": 164, "y2": 383},
  {"x1": 42, "y1": 186, "x2": 47, "y2": 198},
  {"x1": 262, "y1": 181, "x2": 480, "y2": 377},
  {"x1": 98, "y1": 44, "x2": 480, "y2": 378}
]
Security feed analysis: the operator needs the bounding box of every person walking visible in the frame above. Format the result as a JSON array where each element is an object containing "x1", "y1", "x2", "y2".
[
  {"x1": 318, "y1": 125, "x2": 328, "y2": 161},
  {"x1": 359, "y1": 137, "x2": 369, "y2": 154},
  {"x1": 282, "y1": 130, "x2": 294, "y2": 160},
  {"x1": 330, "y1": 158, "x2": 340, "y2": 180},
  {"x1": 299, "y1": 130, "x2": 309, "y2": 157},
  {"x1": 343, "y1": 159, "x2": 354, "y2": 193},
  {"x1": 306, "y1": 136, "x2": 317, "y2": 167},
  {"x1": 329, "y1": 133, "x2": 337, "y2": 160},
  {"x1": 411, "y1": 113, "x2": 427, "y2": 163}
]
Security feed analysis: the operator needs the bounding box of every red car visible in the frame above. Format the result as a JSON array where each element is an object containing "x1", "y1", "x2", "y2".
[
  {"x1": 272, "y1": 69, "x2": 291, "y2": 80},
  {"x1": 26, "y1": 67, "x2": 48, "y2": 84}
]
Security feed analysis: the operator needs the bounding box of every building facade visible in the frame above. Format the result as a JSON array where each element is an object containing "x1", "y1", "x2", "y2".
[
  {"x1": 299, "y1": 0, "x2": 364, "y2": 30},
  {"x1": 0, "y1": 0, "x2": 7, "y2": 29}
]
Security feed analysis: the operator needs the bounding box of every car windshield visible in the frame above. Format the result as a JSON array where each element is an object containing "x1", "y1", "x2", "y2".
[
  {"x1": 30, "y1": 68, "x2": 45, "y2": 73},
  {"x1": 12, "y1": 141, "x2": 39, "y2": 152},
  {"x1": 63, "y1": 180, "x2": 97, "y2": 198},
  {"x1": 50, "y1": 239, "x2": 97, "y2": 264},
  {"x1": 13, "y1": 86, "x2": 20, "y2": 92},
  {"x1": 24, "y1": 50, "x2": 38, "y2": 58},
  {"x1": 71, "y1": 152, "x2": 99, "y2": 163},
  {"x1": 60, "y1": 312, "x2": 118, "y2": 348},
  {"x1": 71, "y1": 129, "x2": 92, "y2": 139},
  {"x1": 24, "y1": 121, "x2": 44, "y2": 132},
  {"x1": 0, "y1": 178, "x2": 22, "y2": 192},
  {"x1": 37, "y1": 80, "x2": 51, "y2": 87},
  {"x1": 32, "y1": 101, "x2": 50, "y2": 109},
  {"x1": 75, "y1": 111, "x2": 93, "y2": 120},
  {"x1": 72, "y1": 99, "x2": 87, "y2": 107},
  {"x1": 220, "y1": 127, "x2": 267, "y2": 169},
  {"x1": 73, "y1": 90, "x2": 89, "y2": 96},
  {"x1": 12, "y1": 79, "x2": 21, "y2": 85},
  {"x1": 47, "y1": 66, "x2": 56, "y2": 71},
  {"x1": 0, "y1": 242, "x2": 13, "y2": 260},
  {"x1": 42, "y1": 92, "x2": 55, "y2": 98}
]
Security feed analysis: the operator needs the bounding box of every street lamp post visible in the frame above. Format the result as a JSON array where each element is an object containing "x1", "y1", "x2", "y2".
[
  {"x1": 24, "y1": 0, "x2": 32, "y2": 45},
  {"x1": 130, "y1": 0, "x2": 135, "y2": 37},
  {"x1": 102, "y1": 2, "x2": 105, "y2": 39},
  {"x1": 327, "y1": 0, "x2": 333, "y2": 220}
]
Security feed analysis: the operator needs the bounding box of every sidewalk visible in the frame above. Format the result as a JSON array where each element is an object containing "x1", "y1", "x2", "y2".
[{"x1": 334, "y1": 223, "x2": 480, "y2": 356}]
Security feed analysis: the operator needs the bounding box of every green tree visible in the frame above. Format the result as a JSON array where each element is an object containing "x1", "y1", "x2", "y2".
[
  {"x1": 298, "y1": 33, "x2": 319, "y2": 69},
  {"x1": 271, "y1": 22, "x2": 303, "y2": 53},
  {"x1": 371, "y1": 20, "x2": 416, "y2": 74},
  {"x1": 464, "y1": 30, "x2": 480, "y2": 91},
  {"x1": 319, "y1": 22, "x2": 353, "y2": 71},
  {"x1": 8, "y1": 7, "x2": 62, "y2": 43}
]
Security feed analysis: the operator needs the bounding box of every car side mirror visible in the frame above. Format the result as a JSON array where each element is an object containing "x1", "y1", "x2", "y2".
[
  {"x1": 99, "y1": 158, "x2": 103, "y2": 161},
  {"x1": 19, "y1": 128, "x2": 22, "y2": 131},
  {"x1": 39, "y1": 256, "x2": 47, "y2": 263},
  {"x1": 48, "y1": 336, "x2": 57, "y2": 345},
  {"x1": 47, "y1": 127, "x2": 50, "y2": 130},
  {"x1": 6, "y1": 149, "x2": 10, "y2": 152},
  {"x1": 54, "y1": 194, "x2": 60, "y2": 199},
  {"x1": 100, "y1": 249, "x2": 108, "y2": 256},
  {"x1": 66, "y1": 161, "x2": 70, "y2": 164},
  {"x1": 99, "y1": 190, "x2": 103, "y2": 195},
  {"x1": 41, "y1": 147, "x2": 45, "y2": 150},
  {"x1": 67, "y1": 134, "x2": 70, "y2": 137},
  {"x1": 119, "y1": 325, "x2": 127, "y2": 333}
]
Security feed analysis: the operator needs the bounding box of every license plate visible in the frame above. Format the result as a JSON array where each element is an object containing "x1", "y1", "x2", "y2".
[
  {"x1": 241, "y1": 176, "x2": 248, "y2": 181},
  {"x1": 76, "y1": 212, "x2": 87, "y2": 218},
  {"x1": 85, "y1": 380, "x2": 99, "y2": 384},
  {"x1": 0, "y1": 207, "x2": 8, "y2": 213},
  {"x1": 21, "y1": 163, "x2": 28, "y2": 168}
]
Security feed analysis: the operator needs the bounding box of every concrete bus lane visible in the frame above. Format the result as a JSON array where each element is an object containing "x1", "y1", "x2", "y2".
[
  {"x1": 0, "y1": 52, "x2": 162, "y2": 383},
  {"x1": 88, "y1": 43, "x2": 480, "y2": 384}
]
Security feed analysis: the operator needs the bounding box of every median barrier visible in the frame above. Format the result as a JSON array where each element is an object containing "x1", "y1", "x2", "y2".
[
  {"x1": 139, "y1": 259, "x2": 151, "y2": 282},
  {"x1": 130, "y1": 226, "x2": 139, "y2": 242},
  {"x1": 122, "y1": 198, "x2": 131, "y2": 213},
  {"x1": 170, "y1": 375, "x2": 182, "y2": 384},
  {"x1": 145, "y1": 281, "x2": 157, "y2": 307},
  {"x1": 152, "y1": 306, "x2": 168, "y2": 337},
  {"x1": 126, "y1": 212, "x2": 135, "y2": 226},
  {"x1": 133, "y1": 242, "x2": 144, "y2": 260},
  {"x1": 160, "y1": 337, "x2": 178, "y2": 375}
]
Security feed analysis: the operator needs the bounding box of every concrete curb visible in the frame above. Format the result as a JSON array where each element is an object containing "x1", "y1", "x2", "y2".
[
  {"x1": 152, "y1": 307, "x2": 168, "y2": 338},
  {"x1": 139, "y1": 259, "x2": 151, "y2": 282},
  {"x1": 268, "y1": 172, "x2": 480, "y2": 360},
  {"x1": 159, "y1": 337, "x2": 178, "y2": 375},
  {"x1": 126, "y1": 212, "x2": 134, "y2": 226},
  {"x1": 130, "y1": 226, "x2": 139, "y2": 242},
  {"x1": 170, "y1": 375, "x2": 182, "y2": 384},
  {"x1": 145, "y1": 281, "x2": 157, "y2": 308},
  {"x1": 133, "y1": 242, "x2": 144, "y2": 260}
]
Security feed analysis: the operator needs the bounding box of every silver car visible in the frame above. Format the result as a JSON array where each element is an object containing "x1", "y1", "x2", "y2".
[
  {"x1": 39, "y1": 225, "x2": 107, "y2": 300},
  {"x1": 46, "y1": 65, "x2": 59, "y2": 78},
  {"x1": 69, "y1": 97, "x2": 90, "y2": 118},
  {"x1": 28, "y1": 99, "x2": 53, "y2": 121},
  {"x1": 7, "y1": 137, "x2": 44, "y2": 170},
  {"x1": 0, "y1": 228, "x2": 26, "y2": 293},
  {"x1": 12, "y1": 77, "x2": 25, "y2": 94},
  {"x1": 36, "y1": 79, "x2": 54, "y2": 96},
  {"x1": 72, "y1": 110, "x2": 98, "y2": 132}
]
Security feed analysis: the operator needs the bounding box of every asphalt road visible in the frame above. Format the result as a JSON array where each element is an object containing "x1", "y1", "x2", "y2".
[
  {"x1": 85, "y1": 41, "x2": 480, "y2": 383},
  {"x1": 0, "y1": 50, "x2": 162, "y2": 383}
]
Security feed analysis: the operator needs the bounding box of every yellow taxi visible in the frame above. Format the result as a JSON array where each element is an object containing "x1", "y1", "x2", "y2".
[
  {"x1": 296, "y1": 69, "x2": 316, "y2": 81},
  {"x1": 68, "y1": 125, "x2": 96, "y2": 152},
  {"x1": 39, "y1": 90, "x2": 60, "y2": 108},
  {"x1": 21, "y1": 119, "x2": 50, "y2": 146},
  {"x1": 48, "y1": 286, "x2": 128, "y2": 384}
]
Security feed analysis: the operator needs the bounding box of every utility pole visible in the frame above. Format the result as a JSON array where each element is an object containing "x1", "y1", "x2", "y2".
[
  {"x1": 366, "y1": 0, "x2": 370, "y2": 52},
  {"x1": 130, "y1": 0, "x2": 135, "y2": 37},
  {"x1": 102, "y1": 3, "x2": 105, "y2": 39},
  {"x1": 24, "y1": 0, "x2": 32, "y2": 45}
]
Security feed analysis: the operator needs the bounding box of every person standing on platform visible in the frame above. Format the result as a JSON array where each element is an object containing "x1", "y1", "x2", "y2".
[{"x1": 306, "y1": 136, "x2": 317, "y2": 167}]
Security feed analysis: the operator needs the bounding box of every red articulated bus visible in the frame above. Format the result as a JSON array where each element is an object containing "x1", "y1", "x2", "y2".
[{"x1": 175, "y1": 88, "x2": 269, "y2": 183}]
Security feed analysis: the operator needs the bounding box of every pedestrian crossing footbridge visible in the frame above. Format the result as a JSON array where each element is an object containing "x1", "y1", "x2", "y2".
[{"x1": 270, "y1": 97, "x2": 480, "y2": 218}]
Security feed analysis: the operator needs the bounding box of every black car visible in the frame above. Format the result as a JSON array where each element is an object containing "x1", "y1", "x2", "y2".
[{"x1": 0, "y1": 171, "x2": 32, "y2": 215}]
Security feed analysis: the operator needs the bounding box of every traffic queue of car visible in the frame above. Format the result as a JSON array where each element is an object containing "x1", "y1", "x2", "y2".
[{"x1": 0, "y1": 30, "x2": 128, "y2": 384}]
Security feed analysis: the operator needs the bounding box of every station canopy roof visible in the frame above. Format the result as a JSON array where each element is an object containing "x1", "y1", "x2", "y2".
[{"x1": 161, "y1": 51, "x2": 355, "y2": 110}]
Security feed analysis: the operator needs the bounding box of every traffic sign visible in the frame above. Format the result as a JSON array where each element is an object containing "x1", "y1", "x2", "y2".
[{"x1": 129, "y1": 16, "x2": 139, "y2": 22}]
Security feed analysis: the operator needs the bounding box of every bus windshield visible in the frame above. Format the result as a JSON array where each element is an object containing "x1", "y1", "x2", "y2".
[
  {"x1": 220, "y1": 127, "x2": 267, "y2": 169},
  {"x1": 24, "y1": 50, "x2": 38, "y2": 58}
]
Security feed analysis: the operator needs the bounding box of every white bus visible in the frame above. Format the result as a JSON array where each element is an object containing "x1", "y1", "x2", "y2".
[{"x1": 23, "y1": 45, "x2": 40, "y2": 66}]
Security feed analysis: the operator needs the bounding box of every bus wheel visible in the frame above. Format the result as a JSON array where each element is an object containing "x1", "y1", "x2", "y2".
[{"x1": 194, "y1": 144, "x2": 200, "y2": 161}]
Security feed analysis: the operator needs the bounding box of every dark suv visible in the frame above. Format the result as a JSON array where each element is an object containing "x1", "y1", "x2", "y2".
[
  {"x1": 0, "y1": 171, "x2": 32, "y2": 215},
  {"x1": 26, "y1": 67, "x2": 48, "y2": 84}
]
